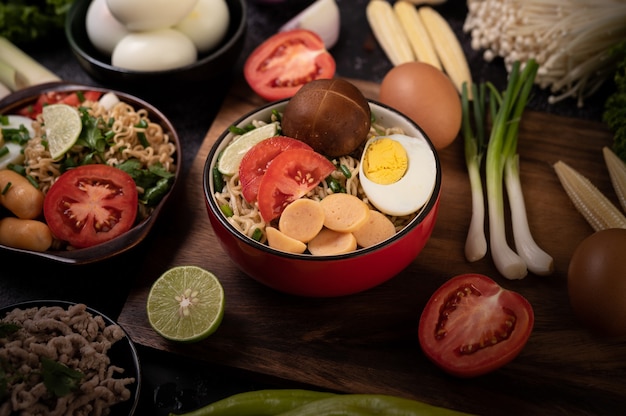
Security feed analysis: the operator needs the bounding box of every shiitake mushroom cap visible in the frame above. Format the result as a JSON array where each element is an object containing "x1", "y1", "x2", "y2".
[{"x1": 281, "y1": 79, "x2": 371, "y2": 158}]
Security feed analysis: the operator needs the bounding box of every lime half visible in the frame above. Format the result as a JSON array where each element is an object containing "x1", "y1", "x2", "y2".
[
  {"x1": 146, "y1": 266, "x2": 225, "y2": 343},
  {"x1": 42, "y1": 103, "x2": 82, "y2": 160},
  {"x1": 218, "y1": 122, "x2": 279, "y2": 175}
]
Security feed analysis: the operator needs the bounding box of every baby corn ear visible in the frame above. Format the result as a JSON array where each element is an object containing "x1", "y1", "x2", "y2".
[
  {"x1": 603, "y1": 146, "x2": 626, "y2": 213},
  {"x1": 418, "y1": 6, "x2": 472, "y2": 98},
  {"x1": 554, "y1": 160, "x2": 626, "y2": 231},
  {"x1": 366, "y1": 0, "x2": 415, "y2": 66},
  {"x1": 393, "y1": 1, "x2": 441, "y2": 70}
]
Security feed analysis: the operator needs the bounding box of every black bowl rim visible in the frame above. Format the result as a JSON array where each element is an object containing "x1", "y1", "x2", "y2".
[
  {"x1": 0, "y1": 81, "x2": 182, "y2": 264},
  {"x1": 0, "y1": 299, "x2": 141, "y2": 416},
  {"x1": 203, "y1": 98, "x2": 442, "y2": 262},
  {"x1": 65, "y1": 0, "x2": 248, "y2": 76}
]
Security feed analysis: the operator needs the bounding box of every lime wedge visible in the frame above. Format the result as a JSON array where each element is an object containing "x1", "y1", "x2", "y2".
[
  {"x1": 218, "y1": 122, "x2": 279, "y2": 175},
  {"x1": 42, "y1": 103, "x2": 82, "y2": 160},
  {"x1": 146, "y1": 265, "x2": 225, "y2": 343}
]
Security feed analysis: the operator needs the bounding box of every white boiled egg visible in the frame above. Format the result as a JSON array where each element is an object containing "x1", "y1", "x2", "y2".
[
  {"x1": 106, "y1": 0, "x2": 199, "y2": 31},
  {"x1": 359, "y1": 134, "x2": 437, "y2": 216},
  {"x1": 0, "y1": 115, "x2": 35, "y2": 170},
  {"x1": 174, "y1": 0, "x2": 230, "y2": 53},
  {"x1": 86, "y1": 0, "x2": 130, "y2": 56},
  {"x1": 112, "y1": 29, "x2": 197, "y2": 71}
]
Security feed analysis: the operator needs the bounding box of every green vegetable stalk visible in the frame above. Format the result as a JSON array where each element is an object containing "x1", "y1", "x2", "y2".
[{"x1": 169, "y1": 389, "x2": 473, "y2": 416}]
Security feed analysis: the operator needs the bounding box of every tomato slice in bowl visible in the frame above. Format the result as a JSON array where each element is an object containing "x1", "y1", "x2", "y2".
[
  {"x1": 239, "y1": 136, "x2": 313, "y2": 203},
  {"x1": 244, "y1": 29, "x2": 336, "y2": 101},
  {"x1": 257, "y1": 148, "x2": 336, "y2": 222},
  {"x1": 43, "y1": 164, "x2": 138, "y2": 249},
  {"x1": 418, "y1": 273, "x2": 534, "y2": 378}
]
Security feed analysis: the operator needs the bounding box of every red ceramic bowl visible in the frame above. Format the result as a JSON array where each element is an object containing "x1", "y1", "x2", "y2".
[{"x1": 203, "y1": 99, "x2": 441, "y2": 297}]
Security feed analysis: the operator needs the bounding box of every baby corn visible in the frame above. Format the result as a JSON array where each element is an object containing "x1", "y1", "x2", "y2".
[
  {"x1": 554, "y1": 160, "x2": 626, "y2": 231},
  {"x1": 418, "y1": 6, "x2": 472, "y2": 97},
  {"x1": 366, "y1": 0, "x2": 414, "y2": 66},
  {"x1": 393, "y1": 1, "x2": 441, "y2": 70},
  {"x1": 603, "y1": 146, "x2": 626, "y2": 213}
]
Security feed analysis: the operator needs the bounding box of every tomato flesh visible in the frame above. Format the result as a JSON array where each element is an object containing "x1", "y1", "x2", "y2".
[
  {"x1": 244, "y1": 29, "x2": 336, "y2": 101},
  {"x1": 17, "y1": 90, "x2": 103, "y2": 119},
  {"x1": 418, "y1": 273, "x2": 534, "y2": 378},
  {"x1": 43, "y1": 164, "x2": 138, "y2": 248},
  {"x1": 257, "y1": 148, "x2": 336, "y2": 222},
  {"x1": 239, "y1": 136, "x2": 313, "y2": 203}
]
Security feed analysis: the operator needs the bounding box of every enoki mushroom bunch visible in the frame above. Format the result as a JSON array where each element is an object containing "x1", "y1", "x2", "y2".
[{"x1": 464, "y1": 0, "x2": 626, "y2": 107}]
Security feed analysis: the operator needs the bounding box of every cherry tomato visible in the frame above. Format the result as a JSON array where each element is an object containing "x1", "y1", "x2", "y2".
[
  {"x1": 239, "y1": 136, "x2": 313, "y2": 203},
  {"x1": 418, "y1": 273, "x2": 534, "y2": 378},
  {"x1": 17, "y1": 90, "x2": 103, "y2": 119},
  {"x1": 257, "y1": 148, "x2": 335, "y2": 222},
  {"x1": 43, "y1": 164, "x2": 138, "y2": 248},
  {"x1": 244, "y1": 29, "x2": 336, "y2": 101}
]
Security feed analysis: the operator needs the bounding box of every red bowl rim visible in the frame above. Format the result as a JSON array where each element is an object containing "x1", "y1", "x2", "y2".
[{"x1": 203, "y1": 98, "x2": 442, "y2": 262}]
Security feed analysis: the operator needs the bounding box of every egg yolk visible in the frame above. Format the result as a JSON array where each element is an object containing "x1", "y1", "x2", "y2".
[{"x1": 362, "y1": 138, "x2": 408, "y2": 185}]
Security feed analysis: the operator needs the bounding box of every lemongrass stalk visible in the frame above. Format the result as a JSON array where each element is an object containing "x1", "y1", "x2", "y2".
[
  {"x1": 0, "y1": 81, "x2": 10, "y2": 100},
  {"x1": 485, "y1": 61, "x2": 527, "y2": 280},
  {"x1": 462, "y1": 81, "x2": 487, "y2": 262},
  {"x1": 0, "y1": 37, "x2": 60, "y2": 91},
  {"x1": 602, "y1": 146, "x2": 626, "y2": 213},
  {"x1": 554, "y1": 160, "x2": 626, "y2": 231},
  {"x1": 501, "y1": 60, "x2": 554, "y2": 276}
]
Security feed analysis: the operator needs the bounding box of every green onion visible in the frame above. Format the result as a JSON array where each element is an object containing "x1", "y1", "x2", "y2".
[
  {"x1": 137, "y1": 132, "x2": 149, "y2": 148},
  {"x1": 220, "y1": 204, "x2": 234, "y2": 217},
  {"x1": 251, "y1": 228, "x2": 263, "y2": 241},
  {"x1": 26, "y1": 175, "x2": 39, "y2": 189},
  {"x1": 0, "y1": 146, "x2": 8, "y2": 158},
  {"x1": 484, "y1": 59, "x2": 553, "y2": 279},
  {"x1": 0, "y1": 37, "x2": 60, "y2": 95},
  {"x1": 339, "y1": 164, "x2": 352, "y2": 178},
  {"x1": 462, "y1": 81, "x2": 487, "y2": 262},
  {"x1": 1, "y1": 182, "x2": 11, "y2": 195}
]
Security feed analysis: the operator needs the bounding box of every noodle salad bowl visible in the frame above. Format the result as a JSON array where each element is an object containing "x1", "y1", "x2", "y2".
[
  {"x1": 0, "y1": 82, "x2": 181, "y2": 264},
  {"x1": 203, "y1": 98, "x2": 442, "y2": 297}
]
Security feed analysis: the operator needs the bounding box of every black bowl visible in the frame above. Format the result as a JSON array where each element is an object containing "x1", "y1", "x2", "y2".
[
  {"x1": 0, "y1": 300, "x2": 141, "y2": 416},
  {"x1": 0, "y1": 82, "x2": 182, "y2": 264},
  {"x1": 65, "y1": 0, "x2": 247, "y2": 92}
]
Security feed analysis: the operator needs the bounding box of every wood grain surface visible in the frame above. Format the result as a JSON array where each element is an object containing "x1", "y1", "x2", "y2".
[{"x1": 118, "y1": 78, "x2": 626, "y2": 415}]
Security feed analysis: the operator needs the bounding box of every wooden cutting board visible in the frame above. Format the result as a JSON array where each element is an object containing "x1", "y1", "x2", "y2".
[{"x1": 118, "y1": 78, "x2": 626, "y2": 415}]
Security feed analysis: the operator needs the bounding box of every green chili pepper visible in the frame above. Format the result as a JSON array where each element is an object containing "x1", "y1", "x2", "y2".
[
  {"x1": 169, "y1": 389, "x2": 336, "y2": 416},
  {"x1": 276, "y1": 394, "x2": 472, "y2": 416}
]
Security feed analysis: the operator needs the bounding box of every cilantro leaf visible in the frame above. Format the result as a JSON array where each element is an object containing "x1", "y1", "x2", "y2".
[{"x1": 40, "y1": 357, "x2": 83, "y2": 397}]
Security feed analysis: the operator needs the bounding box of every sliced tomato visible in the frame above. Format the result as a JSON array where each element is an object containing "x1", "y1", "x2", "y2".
[
  {"x1": 239, "y1": 136, "x2": 313, "y2": 203},
  {"x1": 257, "y1": 148, "x2": 335, "y2": 222},
  {"x1": 418, "y1": 273, "x2": 534, "y2": 378},
  {"x1": 244, "y1": 29, "x2": 336, "y2": 101},
  {"x1": 17, "y1": 90, "x2": 103, "y2": 119},
  {"x1": 43, "y1": 164, "x2": 138, "y2": 248}
]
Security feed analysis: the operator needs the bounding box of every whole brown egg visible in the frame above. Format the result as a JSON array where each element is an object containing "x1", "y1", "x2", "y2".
[
  {"x1": 378, "y1": 62, "x2": 462, "y2": 150},
  {"x1": 568, "y1": 228, "x2": 626, "y2": 337}
]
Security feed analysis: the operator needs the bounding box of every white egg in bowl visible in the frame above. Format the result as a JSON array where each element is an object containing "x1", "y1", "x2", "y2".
[{"x1": 359, "y1": 133, "x2": 437, "y2": 217}]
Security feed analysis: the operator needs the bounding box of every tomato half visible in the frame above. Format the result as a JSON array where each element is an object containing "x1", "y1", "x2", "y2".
[
  {"x1": 418, "y1": 273, "x2": 534, "y2": 378},
  {"x1": 257, "y1": 148, "x2": 336, "y2": 222},
  {"x1": 43, "y1": 164, "x2": 138, "y2": 248},
  {"x1": 244, "y1": 29, "x2": 336, "y2": 101},
  {"x1": 239, "y1": 136, "x2": 313, "y2": 203}
]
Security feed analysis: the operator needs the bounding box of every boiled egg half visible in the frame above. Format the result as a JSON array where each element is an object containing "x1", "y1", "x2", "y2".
[{"x1": 359, "y1": 134, "x2": 437, "y2": 216}]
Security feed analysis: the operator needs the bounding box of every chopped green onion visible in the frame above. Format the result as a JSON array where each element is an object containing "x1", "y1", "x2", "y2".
[
  {"x1": 137, "y1": 132, "x2": 149, "y2": 148},
  {"x1": 0, "y1": 146, "x2": 8, "y2": 158},
  {"x1": 339, "y1": 164, "x2": 352, "y2": 179},
  {"x1": 8, "y1": 163, "x2": 25, "y2": 175},
  {"x1": 26, "y1": 175, "x2": 39, "y2": 189},
  {"x1": 251, "y1": 228, "x2": 263, "y2": 241},
  {"x1": 220, "y1": 204, "x2": 234, "y2": 217},
  {"x1": 2, "y1": 182, "x2": 11, "y2": 195},
  {"x1": 213, "y1": 166, "x2": 225, "y2": 192}
]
